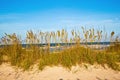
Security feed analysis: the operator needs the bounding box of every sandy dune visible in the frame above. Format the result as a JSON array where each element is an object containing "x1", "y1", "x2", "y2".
[{"x1": 0, "y1": 63, "x2": 120, "y2": 80}]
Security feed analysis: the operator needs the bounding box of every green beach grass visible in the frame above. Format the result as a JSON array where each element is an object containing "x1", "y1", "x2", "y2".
[{"x1": 0, "y1": 28, "x2": 120, "y2": 71}]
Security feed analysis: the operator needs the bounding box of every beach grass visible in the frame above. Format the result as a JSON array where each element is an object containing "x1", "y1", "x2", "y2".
[{"x1": 0, "y1": 28, "x2": 120, "y2": 71}]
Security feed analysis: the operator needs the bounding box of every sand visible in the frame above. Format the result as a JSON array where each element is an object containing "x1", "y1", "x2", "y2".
[{"x1": 0, "y1": 63, "x2": 120, "y2": 80}]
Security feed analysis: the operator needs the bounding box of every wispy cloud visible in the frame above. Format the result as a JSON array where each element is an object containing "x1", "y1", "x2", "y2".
[{"x1": 0, "y1": 12, "x2": 120, "y2": 38}]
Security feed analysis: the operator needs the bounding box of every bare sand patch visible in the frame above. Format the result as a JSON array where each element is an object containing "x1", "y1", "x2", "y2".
[{"x1": 0, "y1": 63, "x2": 120, "y2": 80}]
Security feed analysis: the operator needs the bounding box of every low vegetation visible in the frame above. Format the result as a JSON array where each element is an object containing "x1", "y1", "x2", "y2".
[{"x1": 0, "y1": 27, "x2": 120, "y2": 71}]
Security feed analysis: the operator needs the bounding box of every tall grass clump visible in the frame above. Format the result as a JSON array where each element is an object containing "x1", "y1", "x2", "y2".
[
  {"x1": 0, "y1": 33, "x2": 23, "y2": 66},
  {"x1": 0, "y1": 48, "x2": 3, "y2": 64}
]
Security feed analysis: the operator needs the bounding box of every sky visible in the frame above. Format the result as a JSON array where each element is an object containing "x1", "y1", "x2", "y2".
[{"x1": 0, "y1": 0, "x2": 120, "y2": 39}]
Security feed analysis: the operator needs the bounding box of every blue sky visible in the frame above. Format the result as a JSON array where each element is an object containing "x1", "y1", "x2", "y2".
[{"x1": 0, "y1": 0, "x2": 120, "y2": 38}]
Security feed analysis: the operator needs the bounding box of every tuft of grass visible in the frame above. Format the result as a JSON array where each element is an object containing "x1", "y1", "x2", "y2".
[
  {"x1": 96, "y1": 52, "x2": 106, "y2": 66},
  {"x1": 0, "y1": 48, "x2": 3, "y2": 65},
  {"x1": 106, "y1": 52, "x2": 120, "y2": 70},
  {"x1": 38, "y1": 53, "x2": 60, "y2": 70}
]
